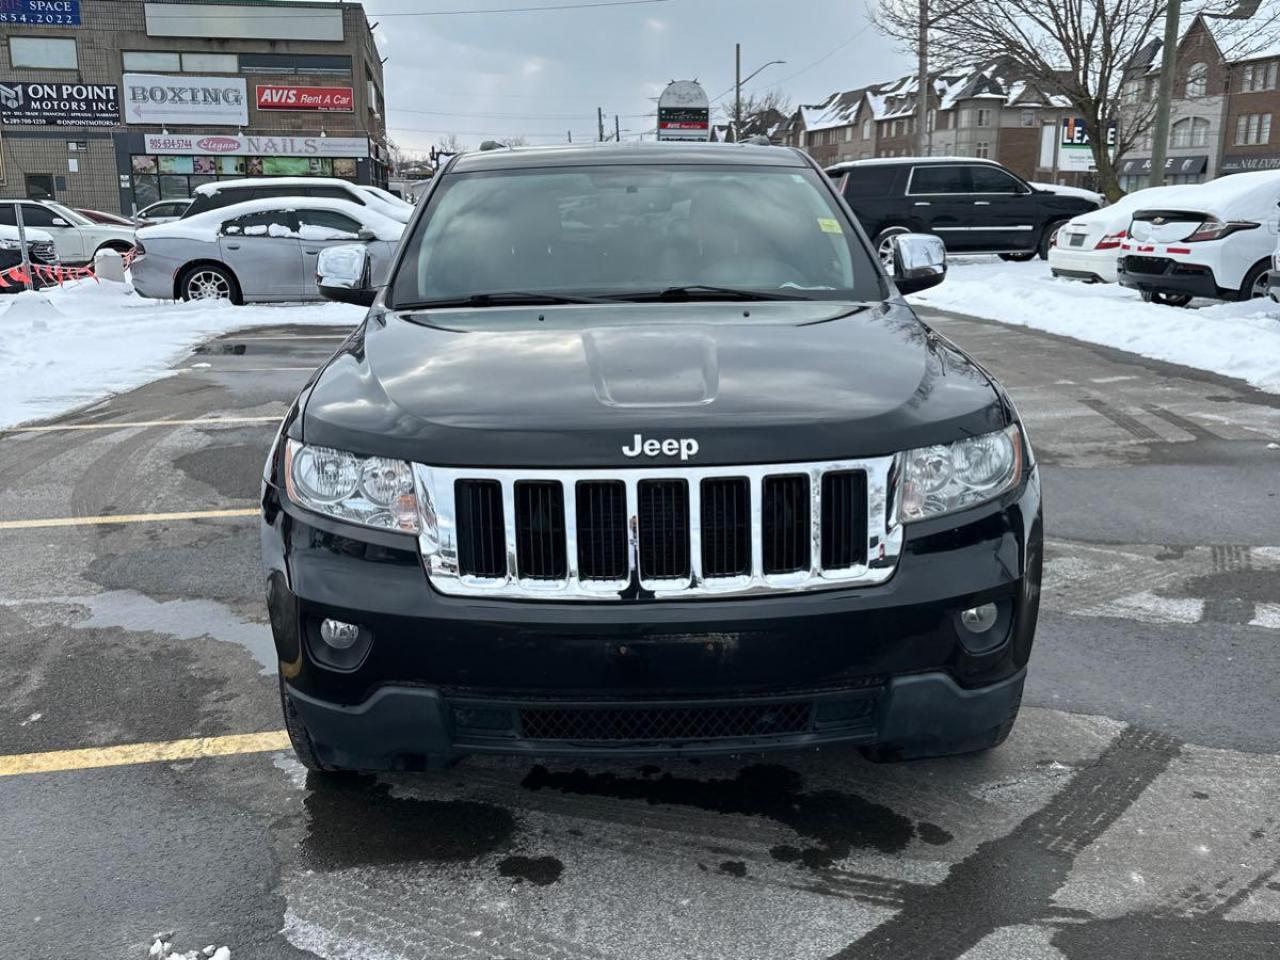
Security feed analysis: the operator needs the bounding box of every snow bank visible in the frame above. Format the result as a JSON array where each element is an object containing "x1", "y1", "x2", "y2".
[
  {"x1": 0, "y1": 278, "x2": 364, "y2": 429},
  {"x1": 910, "y1": 259, "x2": 1280, "y2": 393}
]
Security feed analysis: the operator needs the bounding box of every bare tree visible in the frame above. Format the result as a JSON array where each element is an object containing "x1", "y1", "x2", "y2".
[
  {"x1": 920, "y1": 0, "x2": 1167, "y2": 199},
  {"x1": 494, "y1": 135, "x2": 528, "y2": 147},
  {"x1": 869, "y1": 0, "x2": 977, "y2": 154},
  {"x1": 435, "y1": 133, "x2": 469, "y2": 155},
  {"x1": 718, "y1": 89, "x2": 793, "y2": 139}
]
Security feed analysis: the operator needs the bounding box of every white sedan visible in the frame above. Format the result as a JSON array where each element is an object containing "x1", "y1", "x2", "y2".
[{"x1": 1049, "y1": 185, "x2": 1192, "y2": 284}]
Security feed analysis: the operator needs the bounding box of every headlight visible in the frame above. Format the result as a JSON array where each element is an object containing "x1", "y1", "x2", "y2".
[
  {"x1": 283, "y1": 439, "x2": 419, "y2": 532},
  {"x1": 898, "y1": 425, "x2": 1023, "y2": 523},
  {"x1": 0, "y1": 239, "x2": 22, "y2": 252}
]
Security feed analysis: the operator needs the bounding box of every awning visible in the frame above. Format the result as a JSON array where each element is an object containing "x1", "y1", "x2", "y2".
[{"x1": 1118, "y1": 154, "x2": 1208, "y2": 176}]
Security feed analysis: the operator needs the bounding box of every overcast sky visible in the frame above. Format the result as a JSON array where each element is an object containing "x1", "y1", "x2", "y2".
[{"x1": 352, "y1": 0, "x2": 913, "y2": 152}]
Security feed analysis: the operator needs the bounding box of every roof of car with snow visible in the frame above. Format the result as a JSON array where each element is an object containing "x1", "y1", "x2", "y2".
[
  {"x1": 1129, "y1": 170, "x2": 1280, "y2": 217},
  {"x1": 135, "y1": 196, "x2": 404, "y2": 243},
  {"x1": 826, "y1": 156, "x2": 1004, "y2": 174},
  {"x1": 448, "y1": 140, "x2": 808, "y2": 173}
]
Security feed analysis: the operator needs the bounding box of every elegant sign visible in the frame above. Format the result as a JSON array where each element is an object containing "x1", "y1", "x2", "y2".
[
  {"x1": 657, "y1": 80, "x2": 710, "y2": 142},
  {"x1": 142, "y1": 133, "x2": 370, "y2": 158},
  {"x1": 0, "y1": 0, "x2": 80, "y2": 26},
  {"x1": 123, "y1": 73, "x2": 248, "y2": 126},
  {"x1": 256, "y1": 85, "x2": 354, "y2": 112},
  {"x1": 0, "y1": 81, "x2": 118, "y2": 126}
]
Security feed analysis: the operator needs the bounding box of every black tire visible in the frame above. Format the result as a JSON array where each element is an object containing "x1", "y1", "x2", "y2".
[
  {"x1": 872, "y1": 226, "x2": 911, "y2": 273},
  {"x1": 179, "y1": 262, "x2": 241, "y2": 304},
  {"x1": 999, "y1": 252, "x2": 1036, "y2": 262},
  {"x1": 861, "y1": 686, "x2": 1023, "y2": 763},
  {"x1": 280, "y1": 675, "x2": 334, "y2": 774},
  {"x1": 1240, "y1": 260, "x2": 1271, "y2": 301},
  {"x1": 1038, "y1": 220, "x2": 1067, "y2": 260},
  {"x1": 1140, "y1": 290, "x2": 1193, "y2": 307}
]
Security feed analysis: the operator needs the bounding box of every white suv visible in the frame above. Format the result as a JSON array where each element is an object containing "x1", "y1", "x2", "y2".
[
  {"x1": 0, "y1": 200, "x2": 135, "y2": 266},
  {"x1": 1116, "y1": 170, "x2": 1280, "y2": 306}
]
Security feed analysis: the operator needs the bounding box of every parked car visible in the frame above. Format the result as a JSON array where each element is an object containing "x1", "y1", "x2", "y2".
[
  {"x1": 182, "y1": 177, "x2": 412, "y2": 224},
  {"x1": 133, "y1": 198, "x2": 192, "y2": 225},
  {"x1": 1117, "y1": 170, "x2": 1280, "y2": 306},
  {"x1": 0, "y1": 223, "x2": 57, "y2": 292},
  {"x1": 131, "y1": 197, "x2": 403, "y2": 303},
  {"x1": 827, "y1": 156, "x2": 1099, "y2": 264},
  {"x1": 0, "y1": 200, "x2": 134, "y2": 266},
  {"x1": 262, "y1": 141, "x2": 1042, "y2": 774},
  {"x1": 77, "y1": 208, "x2": 137, "y2": 227},
  {"x1": 1050, "y1": 185, "x2": 1192, "y2": 283}
]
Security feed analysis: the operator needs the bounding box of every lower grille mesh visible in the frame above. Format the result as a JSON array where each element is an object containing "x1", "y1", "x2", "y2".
[{"x1": 519, "y1": 702, "x2": 815, "y2": 742}]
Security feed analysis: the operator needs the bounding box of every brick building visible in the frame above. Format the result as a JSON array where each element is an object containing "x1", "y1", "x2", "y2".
[
  {"x1": 794, "y1": 62, "x2": 1088, "y2": 186},
  {"x1": 0, "y1": 0, "x2": 388, "y2": 215}
]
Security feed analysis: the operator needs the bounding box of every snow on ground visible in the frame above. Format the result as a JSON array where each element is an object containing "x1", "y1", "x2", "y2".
[
  {"x1": 0, "y1": 279, "x2": 364, "y2": 429},
  {"x1": 910, "y1": 258, "x2": 1280, "y2": 394}
]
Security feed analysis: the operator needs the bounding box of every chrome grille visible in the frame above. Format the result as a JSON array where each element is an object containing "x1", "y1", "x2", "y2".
[
  {"x1": 29, "y1": 241, "x2": 57, "y2": 264},
  {"x1": 414, "y1": 455, "x2": 902, "y2": 600}
]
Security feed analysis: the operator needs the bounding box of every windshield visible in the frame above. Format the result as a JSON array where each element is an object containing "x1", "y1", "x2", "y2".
[
  {"x1": 48, "y1": 203, "x2": 92, "y2": 226},
  {"x1": 389, "y1": 164, "x2": 879, "y2": 309}
]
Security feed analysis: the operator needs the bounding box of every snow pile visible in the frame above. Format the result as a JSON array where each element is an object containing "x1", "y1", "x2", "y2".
[
  {"x1": 148, "y1": 938, "x2": 229, "y2": 960},
  {"x1": 0, "y1": 277, "x2": 364, "y2": 429},
  {"x1": 910, "y1": 259, "x2": 1280, "y2": 393}
]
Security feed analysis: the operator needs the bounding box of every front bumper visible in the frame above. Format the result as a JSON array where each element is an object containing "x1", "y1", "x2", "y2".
[
  {"x1": 1117, "y1": 255, "x2": 1220, "y2": 299},
  {"x1": 262, "y1": 468, "x2": 1042, "y2": 767}
]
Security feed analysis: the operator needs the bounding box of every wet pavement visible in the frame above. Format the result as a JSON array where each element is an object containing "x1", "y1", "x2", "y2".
[{"x1": 1, "y1": 314, "x2": 1278, "y2": 959}]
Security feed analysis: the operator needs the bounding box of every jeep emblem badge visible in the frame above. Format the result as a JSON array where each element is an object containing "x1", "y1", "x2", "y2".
[{"x1": 622, "y1": 433, "x2": 700, "y2": 460}]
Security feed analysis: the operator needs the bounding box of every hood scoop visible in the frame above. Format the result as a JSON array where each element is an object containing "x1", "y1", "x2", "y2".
[{"x1": 582, "y1": 327, "x2": 719, "y2": 408}]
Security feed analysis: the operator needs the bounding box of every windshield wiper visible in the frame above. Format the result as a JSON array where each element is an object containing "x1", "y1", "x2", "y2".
[
  {"x1": 399, "y1": 291, "x2": 615, "y2": 309},
  {"x1": 615, "y1": 284, "x2": 814, "y2": 302}
]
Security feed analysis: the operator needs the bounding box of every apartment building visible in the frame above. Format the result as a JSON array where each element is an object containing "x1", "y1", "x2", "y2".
[{"x1": 0, "y1": 0, "x2": 388, "y2": 215}]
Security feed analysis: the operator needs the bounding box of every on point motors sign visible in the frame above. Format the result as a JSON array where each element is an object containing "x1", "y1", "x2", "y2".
[
  {"x1": 657, "y1": 80, "x2": 710, "y2": 142},
  {"x1": 256, "y1": 85, "x2": 354, "y2": 112}
]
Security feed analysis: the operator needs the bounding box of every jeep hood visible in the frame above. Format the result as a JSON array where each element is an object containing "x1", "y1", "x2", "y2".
[{"x1": 299, "y1": 300, "x2": 1008, "y2": 467}]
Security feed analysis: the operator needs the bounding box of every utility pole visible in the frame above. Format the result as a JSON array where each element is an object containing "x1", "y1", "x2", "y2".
[
  {"x1": 1148, "y1": 0, "x2": 1181, "y2": 187},
  {"x1": 734, "y1": 42, "x2": 742, "y2": 142},
  {"x1": 615, "y1": 114, "x2": 621, "y2": 142},
  {"x1": 13, "y1": 202, "x2": 33, "y2": 293},
  {"x1": 916, "y1": 0, "x2": 930, "y2": 155},
  {"x1": 597, "y1": 106, "x2": 605, "y2": 142}
]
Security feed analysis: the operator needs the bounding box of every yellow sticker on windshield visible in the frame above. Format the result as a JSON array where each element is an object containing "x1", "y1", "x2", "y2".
[{"x1": 818, "y1": 218, "x2": 843, "y2": 234}]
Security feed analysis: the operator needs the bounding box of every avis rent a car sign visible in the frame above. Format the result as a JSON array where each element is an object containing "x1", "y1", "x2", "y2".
[{"x1": 256, "y1": 85, "x2": 355, "y2": 113}]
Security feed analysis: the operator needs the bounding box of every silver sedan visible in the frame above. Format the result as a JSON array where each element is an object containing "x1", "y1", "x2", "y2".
[{"x1": 132, "y1": 198, "x2": 403, "y2": 304}]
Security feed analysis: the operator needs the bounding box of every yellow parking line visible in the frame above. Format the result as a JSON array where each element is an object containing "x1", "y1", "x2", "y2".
[
  {"x1": 0, "y1": 731, "x2": 290, "y2": 777},
  {"x1": 0, "y1": 508, "x2": 258, "y2": 530},
  {"x1": 2, "y1": 416, "x2": 282, "y2": 434}
]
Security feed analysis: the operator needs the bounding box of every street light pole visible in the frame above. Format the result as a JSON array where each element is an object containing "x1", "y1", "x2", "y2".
[
  {"x1": 735, "y1": 43, "x2": 741, "y2": 142},
  {"x1": 733, "y1": 50, "x2": 787, "y2": 142},
  {"x1": 1148, "y1": 0, "x2": 1182, "y2": 187}
]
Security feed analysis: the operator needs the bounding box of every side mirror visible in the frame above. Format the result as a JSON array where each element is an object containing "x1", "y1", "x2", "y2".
[
  {"x1": 356, "y1": 227, "x2": 377, "y2": 242},
  {"x1": 51, "y1": 217, "x2": 70, "y2": 227},
  {"x1": 888, "y1": 232, "x2": 947, "y2": 295},
  {"x1": 316, "y1": 243, "x2": 376, "y2": 306}
]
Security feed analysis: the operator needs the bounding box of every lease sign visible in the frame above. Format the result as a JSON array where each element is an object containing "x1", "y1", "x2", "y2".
[{"x1": 256, "y1": 85, "x2": 354, "y2": 113}]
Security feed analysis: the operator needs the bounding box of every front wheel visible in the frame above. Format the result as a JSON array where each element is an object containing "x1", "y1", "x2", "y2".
[
  {"x1": 179, "y1": 263, "x2": 240, "y2": 303},
  {"x1": 1140, "y1": 290, "x2": 1193, "y2": 307},
  {"x1": 872, "y1": 227, "x2": 911, "y2": 273},
  {"x1": 1038, "y1": 221, "x2": 1067, "y2": 260}
]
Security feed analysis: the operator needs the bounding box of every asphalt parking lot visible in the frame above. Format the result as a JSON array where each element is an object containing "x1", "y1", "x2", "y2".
[{"x1": 2, "y1": 310, "x2": 1279, "y2": 959}]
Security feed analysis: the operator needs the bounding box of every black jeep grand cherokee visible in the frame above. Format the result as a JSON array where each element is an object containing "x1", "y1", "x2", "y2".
[{"x1": 261, "y1": 142, "x2": 1042, "y2": 772}]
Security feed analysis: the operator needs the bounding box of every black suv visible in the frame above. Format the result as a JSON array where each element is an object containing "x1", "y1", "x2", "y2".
[
  {"x1": 828, "y1": 157, "x2": 1098, "y2": 263},
  {"x1": 262, "y1": 142, "x2": 1042, "y2": 773}
]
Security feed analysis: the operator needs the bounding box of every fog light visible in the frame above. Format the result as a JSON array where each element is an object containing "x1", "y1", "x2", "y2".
[
  {"x1": 319, "y1": 618, "x2": 360, "y2": 649},
  {"x1": 959, "y1": 603, "x2": 998, "y2": 634}
]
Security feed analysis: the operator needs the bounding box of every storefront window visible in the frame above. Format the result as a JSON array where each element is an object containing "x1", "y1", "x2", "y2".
[{"x1": 128, "y1": 153, "x2": 363, "y2": 211}]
